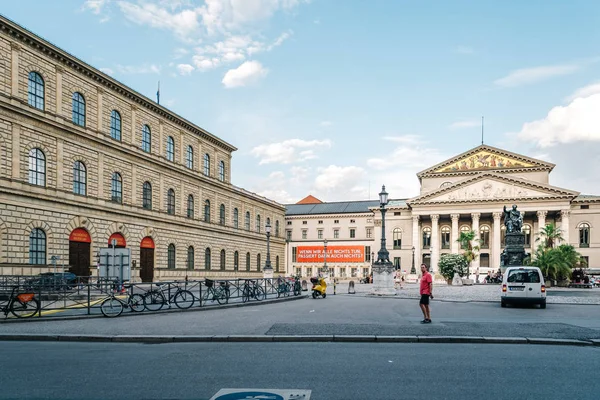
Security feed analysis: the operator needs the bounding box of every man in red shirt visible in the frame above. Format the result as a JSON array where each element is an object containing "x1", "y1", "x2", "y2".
[{"x1": 419, "y1": 263, "x2": 433, "y2": 323}]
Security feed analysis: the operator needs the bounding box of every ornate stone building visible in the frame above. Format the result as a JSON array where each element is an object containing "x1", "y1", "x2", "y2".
[
  {"x1": 287, "y1": 145, "x2": 599, "y2": 277},
  {"x1": 0, "y1": 16, "x2": 285, "y2": 281}
]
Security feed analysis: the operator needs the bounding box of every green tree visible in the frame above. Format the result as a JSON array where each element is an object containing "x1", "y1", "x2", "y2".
[
  {"x1": 438, "y1": 253, "x2": 469, "y2": 280},
  {"x1": 456, "y1": 230, "x2": 480, "y2": 278},
  {"x1": 536, "y1": 224, "x2": 563, "y2": 249},
  {"x1": 525, "y1": 244, "x2": 585, "y2": 281}
]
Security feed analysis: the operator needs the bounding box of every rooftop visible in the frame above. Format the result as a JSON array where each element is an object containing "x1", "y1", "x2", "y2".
[{"x1": 285, "y1": 199, "x2": 407, "y2": 216}]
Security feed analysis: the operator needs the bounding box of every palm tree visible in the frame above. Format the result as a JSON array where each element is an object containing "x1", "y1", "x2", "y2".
[
  {"x1": 456, "y1": 230, "x2": 480, "y2": 278},
  {"x1": 556, "y1": 244, "x2": 586, "y2": 270},
  {"x1": 526, "y1": 245, "x2": 570, "y2": 281},
  {"x1": 536, "y1": 224, "x2": 563, "y2": 249}
]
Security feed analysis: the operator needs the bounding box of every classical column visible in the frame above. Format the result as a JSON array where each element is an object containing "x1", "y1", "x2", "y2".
[
  {"x1": 10, "y1": 42, "x2": 20, "y2": 97},
  {"x1": 412, "y1": 215, "x2": 421, "y2": 272},
  {"x1": 471, "y1": 213, "x2": 481, "y2": 274},
  {"x1": 450, "y1": 214, "x2": 459, "y2": 254},
  {"x1": 561, "y1": 210, "x2": 570, "y2": 245},
  {"x1": 96, "y1": 86, "x2": 104, "y2": 132},
  {"x1": 430, "y1": 214, "x2": 440, "y2": 273},
  {"x1": 492, "y1": 212, "x2": 502, "y2": 270},
  {"x1": 180, "y1": 131, "x2": 185, "y2": 165},
  {"x1": 55, "y1": 66, "x2": 64, "y2": 116},
  {"x1": 159, "y1": 174, "x2": 165, "y2": 212},
  {"x1": 537, "y1": 210, "x2": 547, "y2": 235}
]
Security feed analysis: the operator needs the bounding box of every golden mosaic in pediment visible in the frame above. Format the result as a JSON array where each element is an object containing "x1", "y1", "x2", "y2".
[{"x1": 435, "y1": 150, "x2": 534, "y2": 173}]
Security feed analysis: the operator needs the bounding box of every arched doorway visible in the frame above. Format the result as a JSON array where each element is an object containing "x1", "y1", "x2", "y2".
[
  {"x1": 140, "y1": 236, "x2": 155, "y2": 282},
  {"x1": 69, "y1": 228, "x2": 91, "y2": 277},
  {"x1": 108, "y1": 232, "x2": 126, "y2": 248}
]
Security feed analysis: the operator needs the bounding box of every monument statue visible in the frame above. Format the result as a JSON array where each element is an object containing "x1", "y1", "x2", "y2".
[{"x1": 503, "y1": 204, "x2": 523, "y2": 233}]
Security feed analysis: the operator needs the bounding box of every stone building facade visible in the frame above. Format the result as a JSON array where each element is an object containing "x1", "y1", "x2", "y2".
[
  {"x1": 0, "y1": 16, "x2": 285, "y2": 281},
  {"x1": 287, "y1": 145, "x2": 600, "y2": 277}
]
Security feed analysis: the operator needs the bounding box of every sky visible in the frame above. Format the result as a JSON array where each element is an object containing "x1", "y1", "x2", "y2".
[{"x1": 3, "y1": 1, "x2": 600, "y2": 203}]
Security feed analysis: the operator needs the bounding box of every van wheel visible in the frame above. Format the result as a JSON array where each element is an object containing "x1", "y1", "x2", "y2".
[
  {"x1": 501, "y1": 301, "x2": 506, "y2": 308},
  {"x1": 540, "y1": 302, "x2": 546, "y2": 309}
]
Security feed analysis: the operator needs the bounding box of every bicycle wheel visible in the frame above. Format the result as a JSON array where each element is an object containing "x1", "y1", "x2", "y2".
[
  {"x1": 242, "y1": 286, "x2": 250, "y2": 303},
  {"x1": 293, "y1": 282, "x2": 301, "y2": 296},
  {"x1": 254, "y1": 285, "x2": 266, "y2": 301},
  {"x1": 101, "y1": 297, "x2": 124, "y2": 317},
  {"x1": 129, "y1": 293, "x2": 145, "y2": 312},
  {"x1": 277, "y1": 285, "x2": 283, "y2": 298},
  {"x1": 174, "y1": 290, "x2": 195, "y2": 309},
  {"x1": 143, "y1": 290, "x2": 166, "y2": 311},
  {"x1": 216, "y1": 288, "x2": 229, "y2": 305},
  {"x1": 9, "y1": 297, "x2": 40, "y2": 318}
]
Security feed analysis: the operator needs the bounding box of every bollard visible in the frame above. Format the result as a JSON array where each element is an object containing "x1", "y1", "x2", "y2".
[
  {"x1": 302, "y1": 280, "x2": 308, "y2": 292},
  {"x1": 348, "y1": 280, "x2": 355, "y2": 294},
  {"x1": 333, "y1": 278, "x2": 337, "y2": 295}
]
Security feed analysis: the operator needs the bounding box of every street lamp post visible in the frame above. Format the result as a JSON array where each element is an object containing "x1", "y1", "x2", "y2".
[
  {"x1": 411, "y1": 246, "x2": 416, "y2": 274},
  {"x1": 370, "y1": 185, "x2": 396, "y2": 296},
  {"x1": 264, "y1": 221, "x2": 273, "y2": 279}
]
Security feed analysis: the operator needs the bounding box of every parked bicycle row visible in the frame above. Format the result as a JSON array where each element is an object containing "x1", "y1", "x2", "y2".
[{"x1": 0, "y1": 276, "x2": 304, "y2": 319}]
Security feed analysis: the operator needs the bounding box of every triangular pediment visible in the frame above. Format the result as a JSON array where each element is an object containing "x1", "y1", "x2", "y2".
[
  {"x1": 417, "y1": 145, "x2": 555, "y2": 177},
  {"x1": 409, "y1": 173, "x2": 578, "y2": 205}
]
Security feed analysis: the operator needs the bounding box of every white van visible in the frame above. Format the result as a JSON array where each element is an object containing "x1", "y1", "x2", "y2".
[{"x1": 501, "y1": 266, "x2": 546, "y2": 309}]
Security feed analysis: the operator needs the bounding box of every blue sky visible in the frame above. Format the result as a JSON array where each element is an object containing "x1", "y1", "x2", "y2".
[{"x1": 3, "y1": 1, "x2": 600, "y2": 202}]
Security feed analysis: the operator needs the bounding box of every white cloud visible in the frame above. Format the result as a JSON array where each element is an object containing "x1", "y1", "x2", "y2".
[
  {"x1": 455, "y1": 45, "x2": 474, "y2": 55},
  {"x1": 382, "y1": 135, "x2": 422, "y2": 144},
  {"x1": 564, "y1": 82, "x2": 600, "y2": 102},
  {"x1": 449, "y1": 119, "x2": 480, "y2": 129},
  {"x1": 250, "y1": 138, "x2": 332, "y2": 164},
  {"x1": 222, "y1": 60, "x2": 268, "y2": 88},
  {"x1": 494, "y1": 64, "x2": 580, "y2": 87},
  {"x1": 516, "y1": 93, "x2": 600, "y2": 147},
  {"x1": 176, "y1": 63, "x2": 195, "y2": 75},
  {"x1": 115, "y1": 64, "x2": 162, "y2": 74},
  {"x1": 82, "y1": 0, "x2": 109, "y2": 14},
  {"x1": 319, "y1": 120, "x2": 333, "y2": 127},
  {"x1": 99, "y1": 67, "x2": 114, "y2": 75},
  {"x1": 173, "y1": 48, "x2": 190, "y2": 59},
  {"x1": 313, "y1": 165, "x2": 368, "y2": 200}
]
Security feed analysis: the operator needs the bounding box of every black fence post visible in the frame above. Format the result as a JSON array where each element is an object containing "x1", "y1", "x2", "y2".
[
  {"x1": 199, "y1": 281, "x2": 203, "y2": 307},
  {"x1": 87, "y1": 280, "x2": 91, "y2": 315}
]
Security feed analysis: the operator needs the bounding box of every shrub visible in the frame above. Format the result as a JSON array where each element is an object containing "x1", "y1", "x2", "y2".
[{"x1": 438, "y1": 253, "x2": 469, "y2": 280}]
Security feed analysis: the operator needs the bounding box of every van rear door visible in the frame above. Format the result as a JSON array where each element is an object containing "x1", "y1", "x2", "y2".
[
  {"x1": 506, "y1": 268, "x2": 527, "y2": 297},
  {"x1": 524, "y1": 269, "x2": 542, "y2": 298}
]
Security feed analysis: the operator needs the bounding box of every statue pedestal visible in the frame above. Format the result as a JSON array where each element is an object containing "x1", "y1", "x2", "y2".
[
  {"x1": 370, "y1": 261, "x2": 396, "y2": 296},
  {"x1": 501, "y1": 232, "x2": 528, "y2": 272}
]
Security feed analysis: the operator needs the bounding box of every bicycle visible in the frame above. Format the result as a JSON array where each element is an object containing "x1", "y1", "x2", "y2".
[
  {"x1": 242, "y1": 279, "x2": 266, "y2": 303},
  {"x1": 292, "y1": 276, "x2": 302, "y2": 296},
  {"x1": 1, "y1": 286, "x2": 40, "y2": 318},
  {"x1": 202, "y1": 279, "x2": 230, "y2": 305},
  {"x1": 100, "y1": 288, "x2": 145, "y2": 317},
  {"x1": 142, "y1": 282, "x2": 195, "y2": 311},
  {"x1": 276, "y1": 278, "x2": 290, "y2": 298}
]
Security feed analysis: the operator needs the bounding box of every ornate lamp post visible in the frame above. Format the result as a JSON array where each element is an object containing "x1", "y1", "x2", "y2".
[
  {"x1": 264, "y1": 221, "x2": 273, "y2": 279},
  {"x1": 370, "y1": 185, "x2": 396, "y2": 296},
  {"x1": 411, "y1": 246, "x2": 416, "y2": 274}
]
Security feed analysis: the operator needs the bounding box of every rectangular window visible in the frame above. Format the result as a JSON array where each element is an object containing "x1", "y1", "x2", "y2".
[
  {"x1": 334, "y1": 220, "x2": 339, "y2": 224},
  {"x1": 287, "y1": 221, "x2": 292, "y2": 225},
  {"x1": 302, "y1": 230, "x2": 307, "y2": 239},
  {"x1": 367, "y1": 219, "x2": 373, "y2": 223},
  {"x1": 302, "y1": 221, "x2": 307, "y2": 225},
  {"x1": 292, "y1": 247, "x2": 297, "y2": 262},
  {"x1": 350, "y1": 229, "x2": 356, "y2": 238},
  {"x1": 581, "y1": 256, "x2": 589, "y2": 267},
  {"x1": 393, "y1": 257, "x2": 401, "y2": 269},
  {"x1": 581, "y1": 205, "x2": 589, "y2": 209},
  {"x1": 334, "y1": 229, "x2": 339, "y2": 239},
  {"x1": 318, "y1": 220, "x2": 323, "y2": 224},
  {"x1": 350, "y1": 219, "x2": 356, "y2": 224},
  {"x1": 394, "y1": 212, "x2": 401, "y2": 216},
  {"x1": 365, "y1": 246, "x2": 371, "y2": 261},
  {"x1": 317, "y1": 230, "x2": 323, "y2": 239},
  {"x1": 366, "y1": 228, "x2": 372, "y2": 238},
  {"x1": 286, "y1": 230, "x2": 292, "y2": 240}
]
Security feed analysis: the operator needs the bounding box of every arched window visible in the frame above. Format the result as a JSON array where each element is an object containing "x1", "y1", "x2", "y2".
[
  {"x1": 440, "y1": 226, "x2": 450, "y2": 249},
  {"x1": 110, "y1": 110, "x2": 121, "y2": 141},
  {"x1": 275, "y1": 220, "x2": 280, "y2": 237},
  {"x1": 233, "y1": 208, "x2": 239, "y2": 228},
  {"x1": 523, "y1": 224, "x2": 532, "y2": 247},
  {"x1": 142, "y1": 181, "x2": 152, "y2": 209},
  {"x1": 276, "y1": 255, "x2": 280, "y2": 272},
  {"x1": 393, "y1": 228, "x2": 402, "y2": 249},
  {"x1": 245, "y1": 211, "x2": 251, "y2": 230},
  {"x1": 220, "y1": 249, "x2": 226, "y2": 270},
  {"x1": 167, "y1": 189, "x2": 175, "y2": 215},
  {"x1": 186, "y1": 146, "x2": 194, "y2": 169},
  {"x1": 461, "y1": 225, "x2": 471, "y2": 250},
  {"x1": 246, "y1": 252, "x2": 251, "y2": 271},
  {"x1": 205, "y1": 248, "x2": 211, "y2": 270},
  {"x1": 480, "y1": 225, "x2": 490, "y2": 248},
  {"x1": 219, "y1": 204, "x2": 226, "y2": 225},
  {"x1": 204, "y1": 200, "x2": 210, "y2": 223},
  {"x1": 234, "y1": 251, "x2": 239, "y2": 271},
  {"x1": 141, "y1": 125, "x2": 151, "y2": 152},
  {"x1": 72, "y1": 92, "x2": 86, "y2": 127},
  {"x1": 28, "y1": 148, "x2": 46, "y2": 186},
  {"x1": 187, "y1": 195, "x2": 194, "y2": 218},
  {"x1": 187, "y1": 246, "x2": 194, "y2": 270},
  {"x1": 580, "y1": 223, "x2": 591, "y2": 247},
  {"x1": 29, "y1": 228, "x2": 46, "y2": 265},
  {"x1": 203, "y1": 153, "x2": 210, "y2": 176},
  {"x1": 256, "y1": 215, "x2": 261, "y2": 233},
  {"x1": 440, "y1": 181, "x2": 453, "y2": 188},
  {"x1": 219, "y1": 160, "x2": 225, "y2": 182},
  {"x1": 28, "y1": 71, "x2": 44, "y2": 110},
  {"x1": 257, "y1": 253, "x2": 261, "y2": 272},
  {"x1": 422, "y1": 227, "x2": 431, "y2": 249},
  {"x1": 168, "y1": 244, "x2": 176, "y2": 269},
  {"x1": 73, "y1": 161, "x2": 86, "y2": 195},
  {"x1": 166, "y1": 136, "x2": 174, "y2": 161},
  {"x1": 111, "y1": 172, "x2": 122, "y2": 203}
]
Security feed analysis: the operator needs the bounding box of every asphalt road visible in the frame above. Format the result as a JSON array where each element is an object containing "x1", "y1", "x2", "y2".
[
  {"x1": 2, "y1": 295, "x2": 600, "y2": 340},
  {"x1": 1, "y1": 341, "x2": 599, "y2": 400}
]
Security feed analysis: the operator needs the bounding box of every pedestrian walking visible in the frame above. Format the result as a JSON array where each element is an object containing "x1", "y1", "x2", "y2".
[{"x1": 419, "y1": 263, "x2": 433, "y2": 323}]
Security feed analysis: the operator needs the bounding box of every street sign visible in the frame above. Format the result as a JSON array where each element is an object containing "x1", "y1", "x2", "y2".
[{"x1": 209, "y1": 389, "x2": 311, "y2": 400}]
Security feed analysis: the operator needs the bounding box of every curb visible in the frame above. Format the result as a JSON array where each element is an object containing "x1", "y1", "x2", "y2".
[
  {"x1": 0, "y1": 334, "x2": 597, "y2": 346},
  {"x1": 0, "y1": 294, "x2": 307, "y2": 324}
]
